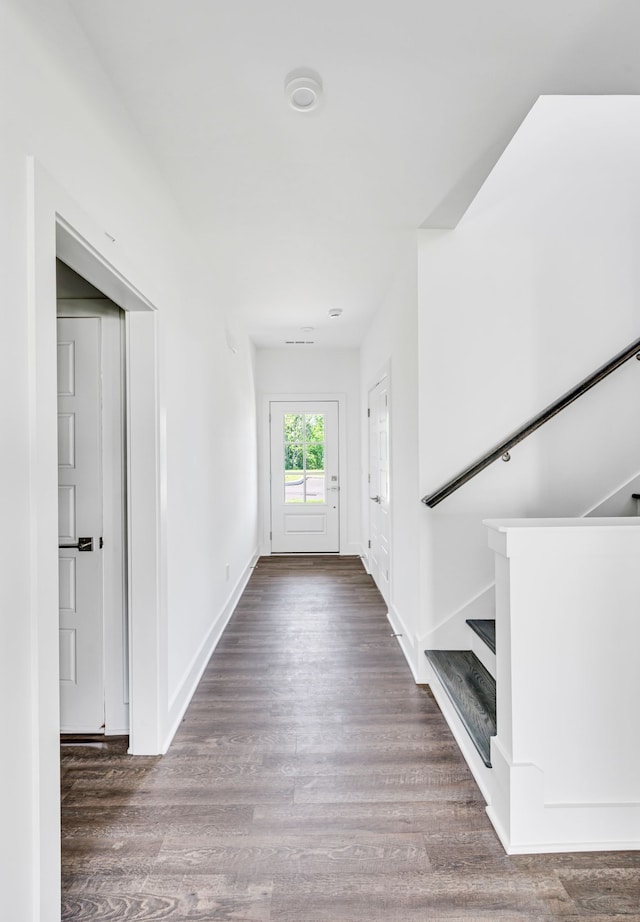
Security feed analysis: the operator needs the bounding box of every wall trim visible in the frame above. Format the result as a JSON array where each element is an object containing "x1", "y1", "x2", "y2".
[
  {"x1": 584, "y1": 469, "x2": 640, "y2": 517},
  {"x1": 163, "y1": 551, "x2": 259, "y2": 751},
  {"x1": 488, "y1": 738, "x2": 640, "y2": 854},
  {"x1": 387, "y1": 603, "x2": 418, "y2": 681}
]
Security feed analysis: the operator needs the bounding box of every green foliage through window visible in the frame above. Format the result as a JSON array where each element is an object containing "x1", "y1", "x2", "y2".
[{"x1": 283, "y1": 413, "x2": 326, "y2": 503}]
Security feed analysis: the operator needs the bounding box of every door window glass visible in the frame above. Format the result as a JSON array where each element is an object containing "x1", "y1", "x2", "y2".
[{"x1": 284, "y1": 413, "x2": 326, "y2": 504}]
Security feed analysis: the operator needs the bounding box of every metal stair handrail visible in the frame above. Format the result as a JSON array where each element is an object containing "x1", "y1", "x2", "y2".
[{"x1": 422, "y1": 334, "x2": 640, "y2": 508}]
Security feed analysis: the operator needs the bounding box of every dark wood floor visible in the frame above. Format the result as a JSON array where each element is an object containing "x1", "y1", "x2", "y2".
[{"x1": 61, "y1": 555, "x2": 640, "y2": 920}]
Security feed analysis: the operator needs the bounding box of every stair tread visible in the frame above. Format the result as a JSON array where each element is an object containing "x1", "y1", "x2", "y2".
[
  {"x1": 466, "y1": 618, "x2": 496, "y2": 653},
  {"x1": 425, "y1": 650, "x2": 496, "y2": 767}
]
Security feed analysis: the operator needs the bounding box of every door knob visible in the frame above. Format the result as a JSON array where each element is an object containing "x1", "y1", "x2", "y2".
[{"x1": 369, "y1": 495, "x2": 381, "y2": 504}]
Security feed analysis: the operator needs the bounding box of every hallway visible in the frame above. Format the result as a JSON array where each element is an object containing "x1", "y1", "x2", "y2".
[{"x1": 61, "y1": 556, "x2": 640, "y2": 921}]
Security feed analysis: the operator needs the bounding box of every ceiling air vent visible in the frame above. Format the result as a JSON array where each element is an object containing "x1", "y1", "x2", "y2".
[{"x1": 285, "y1": 340, "x2": 315, "y2": 345}]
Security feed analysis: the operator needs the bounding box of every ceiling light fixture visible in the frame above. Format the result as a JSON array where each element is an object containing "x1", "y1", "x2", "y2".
[
  {"x1": 328, "y1": 308, "x2": 342, "y2": 319},
  {"x1": 285, "y1": 69, "x2": 323, "y2": 113}
]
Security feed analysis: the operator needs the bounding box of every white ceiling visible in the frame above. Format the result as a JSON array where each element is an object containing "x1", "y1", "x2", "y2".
[{"x1": 68, "y1": 0, "x2": 640, "y2": 347}]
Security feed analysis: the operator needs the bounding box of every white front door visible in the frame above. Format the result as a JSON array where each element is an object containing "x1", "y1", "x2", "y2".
[
  {"x1": 369, "y1": 377, "x2": 390, "y2": 602},
  {"x1": 57, "y1": 317, "x2": 105, "y2": 732},
  {"x1": 270, "y1": 401, "x2": 340, "y2": 553}
]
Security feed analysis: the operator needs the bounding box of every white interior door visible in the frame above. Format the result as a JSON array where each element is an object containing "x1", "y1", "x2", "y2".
[
  {"x1": 57, "y1": 299, "x2": 129, "y2": 735},
  {"x1": 369, "y1": 377, "x2": 390, "y2": 602},
  {"x1": 270, "y1": 401, "x2": 340, "y2": 553},
  {"x1": 57, "y1": 317, "x2": 105, "y2": 732}
]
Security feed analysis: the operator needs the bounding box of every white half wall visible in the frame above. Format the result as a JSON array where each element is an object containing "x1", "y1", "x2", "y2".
[
  {"x1": 486, "y1": 518, "x2": 640, "y2": 853},
  {"x1": 254, "y1": 348, "x2": 361, "y2": 556}
]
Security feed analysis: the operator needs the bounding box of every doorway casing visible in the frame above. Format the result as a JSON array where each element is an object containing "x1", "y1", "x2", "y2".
[{"x1": 28, "y1": 158, "x2": 166, "y2": 922}]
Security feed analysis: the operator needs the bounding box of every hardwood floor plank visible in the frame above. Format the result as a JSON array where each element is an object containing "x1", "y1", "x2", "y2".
[
  {"x1": 252, "y1": 801, "x2": 490, "y2": 836},
  {"x1": 155, "y1": 833, "x2": 430, "y2": 877},
  {"x1": 292, "y1": 771, "x2": 482, "y2": 804},
  {"x1": 556, "y1": 869, "x2": 640, "y2": 916},
  {"x1": 269, "y1": 870, "x2": 564, "y2": 922},
  {"x1": 61, "y1": 555, "x2": 640, "y2": 921},
  {"x1": 62, "y1": 804, "x2": 255, "y2": 839}
]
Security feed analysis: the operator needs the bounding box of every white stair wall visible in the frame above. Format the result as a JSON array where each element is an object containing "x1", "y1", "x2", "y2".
[{"x1": 485, "y1": 517, "x2": 640, "y2": 854}]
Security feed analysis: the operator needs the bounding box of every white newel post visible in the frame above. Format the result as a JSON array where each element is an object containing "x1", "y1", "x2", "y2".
[{"x1": 484, "y1": 518, "x2": 640, "y2": 854}]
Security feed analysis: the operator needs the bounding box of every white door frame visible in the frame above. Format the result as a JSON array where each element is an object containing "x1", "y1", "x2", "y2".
[
  {"x1": 28, "y1": 158, "x2": 166, "y2": 921},
  {"x1": 260, "y1": 392, "x2": 348, "y2": 555}
]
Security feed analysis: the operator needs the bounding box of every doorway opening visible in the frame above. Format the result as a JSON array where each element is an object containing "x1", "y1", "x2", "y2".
[
  {"x1": 56, "y1": 260, "x2": 129, "y2": 737},
  {"x1": 29, "y1": 161, "x2": 164, "y2": 919}
]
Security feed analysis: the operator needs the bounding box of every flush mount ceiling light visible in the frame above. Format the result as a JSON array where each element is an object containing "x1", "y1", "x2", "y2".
[
  {"x1": 285, "y1": 70, "x2": 323, "y2": 112},
  {"x1": 328, "y1": 308, "x2": 343, "y2": 319}
]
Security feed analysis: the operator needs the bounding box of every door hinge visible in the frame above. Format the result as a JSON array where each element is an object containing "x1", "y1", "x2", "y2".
[
  {"x1": 99, "y1": 536, "x2": 104, "y2": 549},
  {"x1": 368, "y1": 540, "x2": 371, "y2": 548},
  {"x1": 270, "y1": 531, "x2": 272, "y2": 540},
  {"x1": 368, "y1": 473, "x2": 371, "y2": 483},
  {"x1": 367, "y1": 408, "x2": 370, "y2": 417}
]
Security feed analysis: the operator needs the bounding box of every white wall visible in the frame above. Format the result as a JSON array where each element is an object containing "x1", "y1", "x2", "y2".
[
  {"x1": 254, "y1": 347, "x2": 361, "y2": 555},
  {"x1": 359, "y1": 240, "x2": 421, "y2": 675},
  {"x1": 0, "y1": 3, "x2": 258, "y2": 919},
  {"x1": 418, "y1": 96, "x2": 640, "y2": 653}
]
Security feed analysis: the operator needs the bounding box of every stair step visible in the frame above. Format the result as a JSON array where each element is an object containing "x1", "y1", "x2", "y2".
[
  {"x1": 425, "y1": 650, "x2": 496, "y2": 767},
  {"x1": 466, "y1": 618, "x2": 496, "y2": 653}
]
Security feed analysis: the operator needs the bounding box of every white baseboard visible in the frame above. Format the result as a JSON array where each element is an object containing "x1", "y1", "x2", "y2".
[
  {"x1": 387, "y1": 603, "x2": 419, "y2": 682},
  {"x1": 162, "y1": 549, "x2": 259, "y2": 752},
  {"x1": 487, "y1": 738, "x2": 640, "y2": 854},
  {"x1": 259, "y1": 544, "x2": 362, "y2": 557}
]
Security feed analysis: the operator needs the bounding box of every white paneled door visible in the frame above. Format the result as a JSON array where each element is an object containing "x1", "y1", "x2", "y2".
[
  {"x1": 57, "y1": 317, "x2": 105, "y2": 732},
  {"x1": 270, "y1": 401, "x2": 340, "y2": 553},
  {"x1": 369, "y1": 377, "x2": 390, "y2": 603}
]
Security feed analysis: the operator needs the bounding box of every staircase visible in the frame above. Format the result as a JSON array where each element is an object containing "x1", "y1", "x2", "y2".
[
  {"x1": 425, "y1": 618, "x2": 496, "y2": 768},
  {"x1": 423, "y1": 519, "x2": 640, "y2": 854}
]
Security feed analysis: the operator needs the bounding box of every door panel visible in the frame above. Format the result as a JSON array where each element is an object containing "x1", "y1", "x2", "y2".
[
  {"x1": 57, "y1": 317, "x2": 104, "y2": 733},
  {"x1": 369, "y1": 378, "x2": 390, "y2": 602},
  {"x1": 57, "y1": 413, "x2": 75, "y2": 467},
  {"x1": 57, "y1": 485, "x2": 77, "y2": 544},
  {"x1": 270, "y1": 401, "x2": 340, "y2": 553}
]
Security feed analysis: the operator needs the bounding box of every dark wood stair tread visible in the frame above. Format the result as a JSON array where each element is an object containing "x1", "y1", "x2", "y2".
[
  {"x1": 466, "y1": 618, "x2": 496, "y2": 653},
  {"x1": 424, "y1": 650, "x2": 496, "y2": 767}
]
